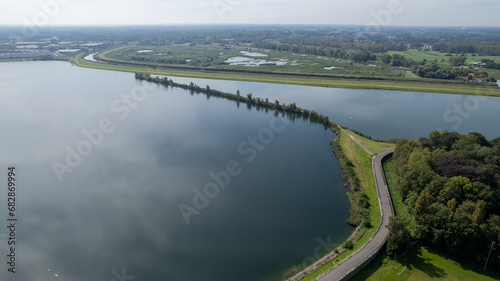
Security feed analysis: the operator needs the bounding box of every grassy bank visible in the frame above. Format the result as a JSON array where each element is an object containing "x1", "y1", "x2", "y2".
[
  {"x1": 351, "y1": 246, "x2": 500, "y2": 281},
  {"x1": 298, "y1": 129, "x2": 395, "y2": 281},
  {"x1": 382, "y1": 156, "x2": 412, "y2": 224},
  {"x1": 73, "y1": 56, "x2": 500, "y2": 97}
]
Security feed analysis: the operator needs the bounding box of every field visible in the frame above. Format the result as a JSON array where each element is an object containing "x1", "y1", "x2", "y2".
[
  {"x1": 386, "y1": 49, "x2": 500, "y2": 65},
  {"x1": 101, "y1": 44, "x2": 406, "y2": 78}
]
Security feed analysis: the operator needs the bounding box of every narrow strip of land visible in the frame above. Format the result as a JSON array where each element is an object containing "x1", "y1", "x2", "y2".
[
  {"x1": 73, "y1": 55, "x2": 500, "y2": 97},
  {"x1": 316, "y1": 145, "x2": 395, "y2": 281}
]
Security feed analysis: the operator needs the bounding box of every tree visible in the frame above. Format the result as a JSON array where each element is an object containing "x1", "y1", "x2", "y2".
[
  {"x1": 391, "y1": 54, "x2": 405, "y2": 66},
  {"x1": 448, "y1": 55, "x2": 467, "y2": 67},
  {"x1": 433, "y1": 42, "x2": 448, "y2": 52},
  {"x1": 412, "y1": 191, "x2": 435, "y2": 241},
  {"x1": 387, "y1": 216, "x2": 412, "y2": 256},
  {"x1": 381, "y1": 54, "x2": 392, "y2": 64}
]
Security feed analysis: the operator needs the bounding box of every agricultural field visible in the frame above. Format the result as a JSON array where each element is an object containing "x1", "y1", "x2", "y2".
[{"x1": 386, "y1": 49, "x2": 500, "y2": 65}]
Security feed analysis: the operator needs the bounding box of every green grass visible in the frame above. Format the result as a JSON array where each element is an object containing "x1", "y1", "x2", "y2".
[
  {"x1": 339, "y1": 129, "x2": 381, "y2": 225},
  {"x1": 343, "y1": 128, "x2": 395, "y2": 155},
  {"x1": 387, "y1": 50, "x2": 448, "y2": 63},
  {"x1": 382, "y1": 156, "x2": 412, "y2": 224},
  {"x1": 351, "y1": 246, "x2": 500, "y2": 281},
  {"x1": 74, "y1": 55, "x2": 500, "y2": 97},
  {"x1": 387, "y1": 49, "x2": 500, "y2": 65}
]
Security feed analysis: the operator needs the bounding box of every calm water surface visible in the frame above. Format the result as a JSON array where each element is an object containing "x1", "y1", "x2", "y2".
[
  {"x1": 0, "y1": 61, "x2": 351, "y2": 281},
  {"x1": 1, "y1": 61, "x2": 499, "y2": 281},
  {"x1": 168, "y1": 76, "x2": 500, "y2": 140}
]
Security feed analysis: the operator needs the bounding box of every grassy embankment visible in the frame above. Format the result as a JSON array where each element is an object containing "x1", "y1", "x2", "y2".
[
  {"x1": 73, "y1": 54, "x2": 500, "y2": 97},
  {"x1": 351, "y1": 245, "x2": 500, "y2": 281},
  {"x1": 350, "y1": 156, "x2": 500, "y2": 281},
  {"x1": 383, "y1": 157, "x2": 412, "y2": 224},
  {"x1": 298, "y1": 129, "x2": 395, "y2": 281}
]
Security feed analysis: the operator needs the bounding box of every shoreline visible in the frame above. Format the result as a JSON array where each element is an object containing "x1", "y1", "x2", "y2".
[
  {"x1": 133, "y1": 73, "x2": 396, "y2": 281},
  {"x1": 71, "y1": 54, "x2": 500, "y2": 98}
]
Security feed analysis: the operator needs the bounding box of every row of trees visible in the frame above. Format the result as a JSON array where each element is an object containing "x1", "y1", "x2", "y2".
[
  {"x1": 389, "y1": 131, "x2": 500, "y2": 266},
  {"x1": 433, "y1": 42, "x2": 500, "y2": 56},
  {"x1": 350, "y1": 51, "x2": 376, "y2": 63},
  {"x1": 253, "y1": 41, "x2": 354, "y2": 60},
  {"x1": 134, "y1": 73, "x2": 332, "y2": 125}
]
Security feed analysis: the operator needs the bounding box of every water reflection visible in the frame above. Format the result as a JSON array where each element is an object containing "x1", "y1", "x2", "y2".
[{"x1": 0, "y1": 61, "x2": 351, "y2": 281}]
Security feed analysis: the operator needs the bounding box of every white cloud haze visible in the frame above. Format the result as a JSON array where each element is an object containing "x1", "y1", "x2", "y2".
[{"x1": 0, "y1": 0, "x2": 498, "y2": 26}]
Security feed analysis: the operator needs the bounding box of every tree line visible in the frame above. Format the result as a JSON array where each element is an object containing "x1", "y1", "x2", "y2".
[
  {"x1": 135, "y1": 72, "x2": 331, "y2": 124},
  {"x1": 388, "y1": 131, "x2": 500, "y2": 267},
  {"x1": 433, "y1": 42, "x2": 500, "y2": 56}
]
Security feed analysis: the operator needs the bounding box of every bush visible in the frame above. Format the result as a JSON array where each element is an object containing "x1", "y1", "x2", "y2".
[
  {"x1": 363, "y1": 219, "x2": 372, "y2": 229},
  {"x1": 343, "y1": 240, "x2": 354, "y2": 250}
]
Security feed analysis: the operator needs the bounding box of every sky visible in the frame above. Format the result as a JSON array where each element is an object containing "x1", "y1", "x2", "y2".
[{"x1": 1, "y1": 0, "x2": 499, "y2": 27}]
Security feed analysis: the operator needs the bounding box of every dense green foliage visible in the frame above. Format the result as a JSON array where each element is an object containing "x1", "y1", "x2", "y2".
[
  {"x1": 482, "y1": 59, "x2": 500, "y2": 70},
  {"x1": 433, "y1": 42, "x2": 500, "y2": 56},
  {"x1": 386, "y1": 216, "x2": 411, "y2": 257},
  {"x1": 375, "y1": 53, "x2": 497, "y2": 82},
  {"x1": 393, "y1": 131, "x2": 500, "y2": 266}
]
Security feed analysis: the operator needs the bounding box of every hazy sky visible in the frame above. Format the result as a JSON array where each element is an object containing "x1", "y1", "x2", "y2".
[{"x1": 1, "y1": 0, "x2": 499, "y2": 26}]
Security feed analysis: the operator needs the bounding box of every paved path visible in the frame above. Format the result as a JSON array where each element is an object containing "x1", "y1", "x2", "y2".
[
  {"x1": 349, "y1": 134, "x2": 374, "y2": 157},
  {"x1": 315, "y1": 144, "x2": 395, "y2": 281}
]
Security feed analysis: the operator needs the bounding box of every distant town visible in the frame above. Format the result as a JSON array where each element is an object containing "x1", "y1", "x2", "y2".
[{"x1": 0, "y1": 38, "x2": 105, "y2": 59}]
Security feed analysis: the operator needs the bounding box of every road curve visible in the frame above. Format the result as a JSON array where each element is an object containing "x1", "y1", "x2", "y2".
[{"x1": 316, "y1": 146, "x2": 395, "y2": 281}]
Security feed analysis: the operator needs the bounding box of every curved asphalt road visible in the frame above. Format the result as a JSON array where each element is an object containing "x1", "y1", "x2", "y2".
[{"x1": 316, "y1": 145, "x2": 395, "y2": 281}]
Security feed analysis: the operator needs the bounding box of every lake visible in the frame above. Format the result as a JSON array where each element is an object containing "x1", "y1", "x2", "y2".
[
  {"x1": 0, "y1": 61, "x2": 350, "y2": 281},
  {"x1": 1, "y1": 61, "x2": 499, "y2": 281},
  {"x1": 166, "y1": 76, "x2": 500, "y2": 140}
]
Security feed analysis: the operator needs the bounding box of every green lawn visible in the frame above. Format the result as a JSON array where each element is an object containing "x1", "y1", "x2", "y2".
[
  {"x1": 387, "y1": 49, "x2": 500, "y2": 65},
  {"x1": 351, "y1": 246, "x2": 500, "y2": 281},
  {"x1": 339, "y1": 129, "x2": 381, "y2": 226},
  {"x1": 387, "y1": 50, "x2": 448, "y2": 63},
  {"x1": 382, "y1": 156, "x2": 412, "y2": 224},
  {"x1": 343, "y1": 128, "x2": 395, "y2": 155}
]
